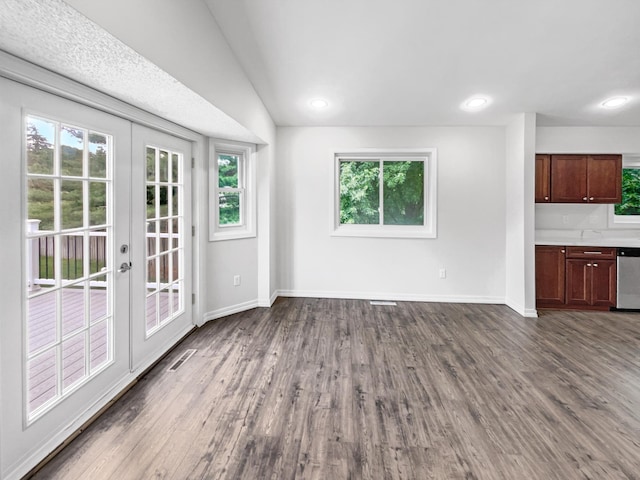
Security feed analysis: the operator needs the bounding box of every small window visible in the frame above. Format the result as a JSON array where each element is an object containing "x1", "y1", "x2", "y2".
[
  {"x1": 610, "y1": 157, "x2": 640, "y2": 226},
  {"x1": 333, "y1": 149, "x2": 437, "y2": 238},
  {"x1": 209, "y1": 141, "x2": 256, "y2": 241}
]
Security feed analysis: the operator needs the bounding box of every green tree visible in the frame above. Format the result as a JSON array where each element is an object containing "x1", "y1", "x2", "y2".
[
  {"x1": 339, "y1": 160, "x2": 424, "y2": 225},
  {"x1": 615, "y1": 169, "x2": 640, "y2": 215},
  {"x1": 339, "y1": 161, "x2": 380, "y2": 224},
  {"x1": 218, "y1": 154, "x2": 241, "y2": 225}
]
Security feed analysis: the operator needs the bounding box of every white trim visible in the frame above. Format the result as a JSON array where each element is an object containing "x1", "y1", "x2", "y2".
[
  {"x1": 275, "y1": 289, "x2": 504, "y2": 305},
  {"x1": 608, "y1": 157, "x2": 640, "y2": 228},
  {"x1": 202, "y1": 299, "x2": 260, "y2": 324},
  {"x1": 332, "y1": 148, "x2": 437, "y2": 239},
  {"x1": 257, "y1": 290, "x2": 279, "y2": 308},
  {"x1": 209, "y1": 140, "x2": 257, "y2": 241}
]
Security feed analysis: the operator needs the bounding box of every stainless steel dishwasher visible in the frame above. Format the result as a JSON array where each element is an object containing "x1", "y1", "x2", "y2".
[{"x1": 617, "y1": 248, "x2": 640, "y2": 309}]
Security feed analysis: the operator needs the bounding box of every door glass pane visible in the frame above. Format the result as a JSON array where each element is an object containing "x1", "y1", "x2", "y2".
[
  {"x1": 60, "y1": 125, "x2": 84, "y2": 177},
  {"x1": 89, "y1": 132, "x2": 108, "y2": 178},
  {"x1": 145, "y1": 144, "x2": 184, "y2": 335},
  {"x1": 61, "y1": 284, "x2": 85, "y2": 336},
  {"x1": 26, "y1": 117, "x2": 55, "y2": 175},
  {"x1": 61, "y1": 180, "x2": 84, "y2": 230},
  {"x1": 60, "y1": 234, "x2": 84, "y2": 281},
  {"x1": 90, "y1": 320, "x2": 109, "y2": 372},
  {"x1": 89, "y1": 182, "x2": 107, "y2": 226},
  {"x1": 89, "y1": 275, "x2": 108, "y2": 323},
  {"x1": 27, "y1": 349, "x2": 58, "y2": 413},
  {"x1": 62, "y1": 333, "x2": 86, "y2": 390},
  {"x1": 25, "y1": 115, "x2": 114, "y2": 420},
  {"x1": 27, "y1": 291, "x2": 57, "y2": 354},
  {"x1": 28, "y1": 178, "x2": 55, "y2": 231}
]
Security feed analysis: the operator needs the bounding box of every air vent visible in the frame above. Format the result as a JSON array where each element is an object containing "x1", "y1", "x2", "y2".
[
  {"x1": 370, "y1": 301, "x2": 397, "y2": 306},
  {"x1": 168, "y1": 349, "x2": 197, "y2": 372}
]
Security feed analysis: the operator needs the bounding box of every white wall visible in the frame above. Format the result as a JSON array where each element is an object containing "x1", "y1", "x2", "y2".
[
  {"x1": 536, "y1": 127, "x2": 640, "y2": 232},
  {"x1": 505, "y1": 114, "x2": 537, "y2": 316},
  {"x1": 276, "y1": 126, "x2": 507, "y2": 303},
  {"x1": 63, "y1": 0, "x2": 278, "y2": 319}
]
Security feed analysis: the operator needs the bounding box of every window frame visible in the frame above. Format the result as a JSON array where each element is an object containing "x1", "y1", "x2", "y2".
[
  {"x1": 333, "y1": 148, "x2": 437, "y2": 239},
  {"x1": 209, "y1": 140, "x2": 256, "y2": 241},
  {"x1": 609, "y1": 156, "x2": 640, "y2": 228}
]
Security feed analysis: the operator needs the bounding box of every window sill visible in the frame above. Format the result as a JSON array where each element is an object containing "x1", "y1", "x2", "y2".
[
  {"x1": 210, "y1": 227, "x2": 256, "y2": 242},
  {"x1": 332, "y1": 225, "x2": 436, "y2": 239}
]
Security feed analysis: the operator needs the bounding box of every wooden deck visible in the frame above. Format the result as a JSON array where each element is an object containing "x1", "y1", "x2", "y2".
[
  {"x1": 33, "y1": 298, "x2": 640, "y2": 479},
  {"x1": 27, "y1": 288, "x2": 175, "y2": 413}
]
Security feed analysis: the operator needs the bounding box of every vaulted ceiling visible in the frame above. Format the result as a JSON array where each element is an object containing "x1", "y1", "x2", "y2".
[{"x1": 205, "y1": 0, "x2": 640, "y2": 127}]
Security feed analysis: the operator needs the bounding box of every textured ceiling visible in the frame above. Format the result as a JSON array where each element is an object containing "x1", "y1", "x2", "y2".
[
  {"x1": 205, "y1": 0, "x2": 640, "y2": 127},
  {"x1": 0, "y1": 0, "x2": 263, "y2": 143}
]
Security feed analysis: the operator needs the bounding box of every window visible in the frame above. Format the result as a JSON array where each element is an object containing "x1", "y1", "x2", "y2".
[
  {"x1": 209, "y1": 141, "x2": 256, "y2": 241},
  {"x1": 334, "y1": 149, "x2": 437, "y2": 238},
  {"x1": 610, "y1": 156, "x2": 640, "y2": 226}
]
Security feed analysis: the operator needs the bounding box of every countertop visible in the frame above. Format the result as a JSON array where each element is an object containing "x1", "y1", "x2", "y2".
[{"x1": 535, "y1": 229, "x2": 640, "y2": 248}]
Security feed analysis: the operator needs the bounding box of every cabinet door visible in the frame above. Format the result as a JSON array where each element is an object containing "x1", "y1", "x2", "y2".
[
  {"x1": 535, "y1": 154, "x2": 551, "y2": 203},
  {"x1": 551, "y1": 155, "x2": 588, "y2": 202},
  {"x1": 536, "y1": 246, "x2": 566, "y2": 305},
  {"x1": 590, "y1": 259, "x2": 617, "y2": 307},
  {"x1": 565, "y1": 259, "x2": 590, "y2": 305},
  {"x1": 587, "y1": 155, "x2": 622, "y2": 203}
]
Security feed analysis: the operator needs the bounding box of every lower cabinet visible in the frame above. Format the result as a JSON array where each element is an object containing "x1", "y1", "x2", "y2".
[
  {"x1": 536, "y1": 245, "x2": 617, "y2": 310},
  {"x1": 535, "y1": 246, "x2": 565, "y2": 305}
]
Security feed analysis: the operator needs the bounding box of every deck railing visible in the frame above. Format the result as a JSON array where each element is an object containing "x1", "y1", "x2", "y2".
[{"x1": 27, "y1": 221, "x2": 179, "y2": 290}]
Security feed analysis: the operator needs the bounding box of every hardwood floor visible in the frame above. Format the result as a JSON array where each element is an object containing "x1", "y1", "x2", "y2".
[{"x1": 32, "y1": 298, "x2": 640, "y2": 479}]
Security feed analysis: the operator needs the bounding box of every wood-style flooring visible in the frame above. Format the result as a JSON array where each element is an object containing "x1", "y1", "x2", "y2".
[{"x1": 32, "y1": 298, "x2": 640, "y2": 479}]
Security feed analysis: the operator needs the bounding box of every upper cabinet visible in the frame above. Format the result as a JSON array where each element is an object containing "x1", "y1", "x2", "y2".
[
  {"x1": 536, "y1": 154, "x2": 622, "y2": 204},
  {"x1": 535, "y1": 154, "x2": 551, "y2": 203}
]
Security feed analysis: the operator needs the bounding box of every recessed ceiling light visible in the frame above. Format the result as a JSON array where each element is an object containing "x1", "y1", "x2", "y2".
[
  {"x1": 309, "y1": 98, "x2": 329, "y2": 109},
  {"x1": 461, "y1": 96, "x2": 490, "y2": 111},
  {"x1": 601, "y1": 96, "x2": 629, "y2": 108}
]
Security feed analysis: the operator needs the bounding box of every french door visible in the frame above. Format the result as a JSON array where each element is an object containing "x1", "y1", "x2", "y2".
[{"x1": 0, "y1": 78, "x2": 192, "y2": 479}]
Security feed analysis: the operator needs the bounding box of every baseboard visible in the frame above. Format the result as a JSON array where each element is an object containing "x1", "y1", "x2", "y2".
[
  {"x1": 505, "y1": 299, "x2": 539, "y2": 318},
  {"x1": 275, "y1": 289, "x2": 505, "y2": 305},
  {"x1": 257, "y1": 290, "x2": 279, "y2": 308},
  {"x1": 203, "y1": 299, "x2": 260, "y2": 323}
]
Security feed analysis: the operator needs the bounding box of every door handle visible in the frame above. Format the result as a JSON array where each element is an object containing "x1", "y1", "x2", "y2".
[{"x1": 118, "y1": 262, "x2": 132, "y2": 273}]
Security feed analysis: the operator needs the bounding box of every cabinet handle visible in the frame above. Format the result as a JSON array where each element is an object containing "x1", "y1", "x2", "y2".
[
  {"x1": 593, "y1": 263, "x2": 598, "y2": 267},
  {"x1": 583, "y1": 251, "x2": 602, "y2": 255},
  {"x1": 582, "y1": 197, "x2": 588, "y2": 201},
  {"x1": 587, "y1": 263, "x2": 592, "y2": 267},
  {"x1": 544, "y1": 196, "x2": 549, "y2": 200},
  {"x1": 589, "y1": 197, "x2": 594, "y2": 201},
  {"x1": 561, "y1": 249, "x2": 565, "y2": 253}
]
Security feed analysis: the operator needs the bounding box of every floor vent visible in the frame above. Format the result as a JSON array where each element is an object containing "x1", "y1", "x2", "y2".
[
  {"x1": 370, "y1": 301, "x2": 397, "y2": 306},
  {"x1": 168, "y1": 349, "x2": 197, "y2": 372}
]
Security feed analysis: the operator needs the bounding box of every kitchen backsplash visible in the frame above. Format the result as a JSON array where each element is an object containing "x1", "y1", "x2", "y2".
[{"x1": 535, "y1": 203, "x2": 639, "y2": 231}]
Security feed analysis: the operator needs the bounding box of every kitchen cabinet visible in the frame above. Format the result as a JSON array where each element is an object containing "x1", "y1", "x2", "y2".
[
  {"x1": 550, "y1": 154, "x2": 621, "y2": 203},
  {"x1": 535, "y1": 154, "x2": 551, "y2": 203},
  {"x1": 535, "y1": 245, "x2": 565, "y2": 305},
  {"x1": 536, "y1": 245, "x2": 617, "y2": 310}
]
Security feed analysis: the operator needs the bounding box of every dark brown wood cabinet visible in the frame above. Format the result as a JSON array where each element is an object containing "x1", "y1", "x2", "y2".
[
  {"x1": 535, "y1": 245, "x2": 565, "y2": 305},
  {"x1": 536, "y1": 245, "x2": 617, "y2": 310},
  {"x1": 535, "y1": 154, "x2": 551, "y2": 203},
  {"x1": 549, "y1": 154, "x2": 622, "y2": 203}
]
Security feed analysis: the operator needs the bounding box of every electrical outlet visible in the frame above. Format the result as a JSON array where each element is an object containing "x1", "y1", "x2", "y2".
[
  {"x1": 439, "y1": 268, "x2": 446, "y2": 279},
  {"x1": 233, "y1": 275, "x2": 241, "y2": 286}
]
